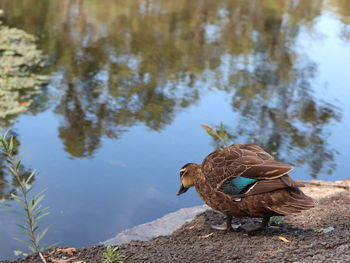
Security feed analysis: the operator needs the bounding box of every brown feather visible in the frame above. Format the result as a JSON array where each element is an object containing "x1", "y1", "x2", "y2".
[{"x1": 240, "y1": 159, "x2": 293, "y2": 179}]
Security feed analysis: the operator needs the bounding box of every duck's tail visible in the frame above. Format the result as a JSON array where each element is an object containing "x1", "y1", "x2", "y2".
[
  {"x1": 250, "y1": 175, "x2": 316, "y2": 215},
  {"x1": 268, "y1": 187, "x2": 316, "y2": 215}
]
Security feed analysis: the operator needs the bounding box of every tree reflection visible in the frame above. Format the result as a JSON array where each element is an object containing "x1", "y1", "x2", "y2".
[
  {"x1": 219, "y1": 57, "x2": 341, "y2": 177},
  {"x1": 0, "y1": 0, "x2": 344, "y2": 176},
  {"x1": 329, "y1": 0, "x2": 350, "y2": 41}
]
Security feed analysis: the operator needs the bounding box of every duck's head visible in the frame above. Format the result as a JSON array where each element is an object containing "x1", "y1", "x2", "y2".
[{"x1": 176, "y1": 163, "x2": 200, "y2": 196}]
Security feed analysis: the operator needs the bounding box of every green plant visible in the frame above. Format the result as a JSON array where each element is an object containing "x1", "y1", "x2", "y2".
[
  {"x1": 269, "y1": 216, "x2": 285, "y2": 225},
  {"x1": 0, "y1": 130, "x2": 50, "y2": 263},
  {"x1": 103, "y1": 246, "x2": 123, "y2": 263},
  {"x1": 315, "y1": 228, "x2": 324, "y2": 233},
  {"x1": 0, "y1": 21, "x2": 49, "y2": 124},
  {"x1": 201, "y1": 122, "x2": 228, "y2": 147}
]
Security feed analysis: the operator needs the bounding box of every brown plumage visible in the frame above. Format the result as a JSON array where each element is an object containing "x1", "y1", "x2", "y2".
[{"x1": 177, "y1": 143, "x2": 315, "y2": 232}]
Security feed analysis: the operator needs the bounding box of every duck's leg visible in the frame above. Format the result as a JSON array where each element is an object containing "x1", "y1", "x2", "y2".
[
  {"x1": 242, "y1": 217, "x2": 270, "y2": 232},
  {"x1": 225, "y1": 215, "x2": 234, "y2": 232},
  {"x1": 211, "y1": 215, "x2": 233, "y2": 232}
]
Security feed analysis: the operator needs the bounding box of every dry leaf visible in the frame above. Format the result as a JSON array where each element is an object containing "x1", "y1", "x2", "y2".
[
  {"x1": 200, "y1": 124, "x2": 220, "y2": 138},
  {"x1": 200, "y1": 124, "x2": 227, "y2": 144},
  {"x1": 278, "y1": 236, "x2": 290, "y2": 243},
  {"x1": 198, "y1": 233, "x2": 214, "y2": 239},
  {"x1": 73, "y1": 261, "x2": 86, "y2": 263},
  {"x1": 19, "y1": 102, "x2": 29, "y2": 107},
  {"x1": 57, "y1": 248, "x2": 77, "y2": 256}
]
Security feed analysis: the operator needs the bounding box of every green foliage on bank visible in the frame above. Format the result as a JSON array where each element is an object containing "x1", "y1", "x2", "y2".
[{"x1": 0, "y1": 21, "x2": 48, "y2": 122}]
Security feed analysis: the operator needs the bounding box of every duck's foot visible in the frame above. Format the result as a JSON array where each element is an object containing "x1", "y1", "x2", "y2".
[
  {"x1": 241, "y1": 217, "x2": 270, "y2": 232},
  {"x1": 211, "y1": 215, "x2": 239, "y2": 232}
]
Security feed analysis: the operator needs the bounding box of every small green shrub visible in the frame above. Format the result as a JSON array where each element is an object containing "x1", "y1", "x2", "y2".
[
  {"x1": 103, "y1": 246, "x2": 123, "y2": 263},
  {"x1": 269, "y1": 216, "x2": 284, "y2": 225}
]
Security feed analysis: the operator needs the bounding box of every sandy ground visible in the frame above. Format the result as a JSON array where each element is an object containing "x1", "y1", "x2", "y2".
[{"x1": 1, "y1": 180, "x2": 349, "y2": 263}]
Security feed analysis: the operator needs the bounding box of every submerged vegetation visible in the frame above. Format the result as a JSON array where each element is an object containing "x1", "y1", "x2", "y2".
[{"x1": 0, "y1": 21, "x2": 48, "y2": 126}]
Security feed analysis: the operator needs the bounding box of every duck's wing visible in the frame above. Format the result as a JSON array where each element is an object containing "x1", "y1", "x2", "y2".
[
  {"x1": 201, "y1": 143, "x2": 293, "y2": 191},
  {"x1": 237, "y1": 144, "x2": 293, "y2": 179},
  {"x1": 231, "y1": 175, "x2": 306, "y2": 197}
]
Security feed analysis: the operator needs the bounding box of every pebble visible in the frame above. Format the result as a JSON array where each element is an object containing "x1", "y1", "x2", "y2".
[{"x1": 323, "y1": 226, "x2": 335, "y2": 233}]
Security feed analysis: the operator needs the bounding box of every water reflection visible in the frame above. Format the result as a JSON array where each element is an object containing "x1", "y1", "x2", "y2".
[
  {"x1": 330, "y1": 0, "x2": 350, "y2": 41},
  {"x1": 0, "y1": 1, "x2": 345, "y2": 171}
]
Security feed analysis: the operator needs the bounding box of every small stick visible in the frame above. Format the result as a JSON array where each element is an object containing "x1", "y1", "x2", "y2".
[
  {"x1": 297, "y1": 181, "x2": 349, "y2": 189},
  {"x1": 39, "y1": 252, "x2": 47, "y2": 263}
]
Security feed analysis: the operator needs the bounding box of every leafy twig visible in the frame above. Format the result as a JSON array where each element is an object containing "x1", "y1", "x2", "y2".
[
  {"x1": 201, "y1": 122, "x2": 228, "y2": 146},
  {"x1": 0, "y1": 130, "x2": 50, "y2": 263}
]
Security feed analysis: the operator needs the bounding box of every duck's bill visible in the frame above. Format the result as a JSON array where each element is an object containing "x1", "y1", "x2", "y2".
[{"x1": 177, "y1": 184, "x2": 189, "y2": 195}]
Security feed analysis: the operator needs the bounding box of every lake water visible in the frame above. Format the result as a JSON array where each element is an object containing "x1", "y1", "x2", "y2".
[{"x1": 1, "y1": 0, "x2": 350, "y2": 260}]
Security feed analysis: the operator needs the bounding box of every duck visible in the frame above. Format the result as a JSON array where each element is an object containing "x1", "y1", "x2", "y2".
[{"x1": 177, "y1": 143, "x2": 315, "y2": 232}]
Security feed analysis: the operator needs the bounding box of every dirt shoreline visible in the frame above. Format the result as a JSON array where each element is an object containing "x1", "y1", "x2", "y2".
[{"x1": 1, "y1": 180, "x2": 349, "y2": 263}]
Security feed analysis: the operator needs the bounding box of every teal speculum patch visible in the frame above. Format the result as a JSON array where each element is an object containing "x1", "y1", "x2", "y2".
[{"x1": 222, "y1": 177, "x2": 257, "y2": 194}]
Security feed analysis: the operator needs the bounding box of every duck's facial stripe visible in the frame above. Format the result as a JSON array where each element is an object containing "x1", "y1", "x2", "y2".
[{"x1": 179, "y1": 168, "x2": 187, "y2": 177}]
